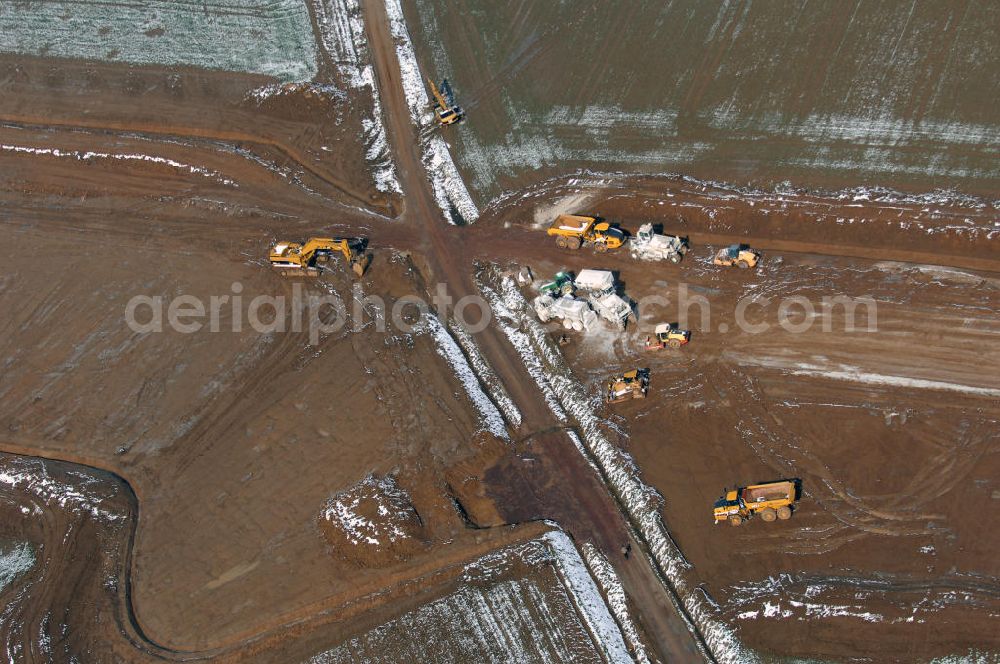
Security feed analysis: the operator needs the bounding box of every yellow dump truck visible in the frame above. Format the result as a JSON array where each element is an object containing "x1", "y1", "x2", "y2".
[
  {"x1": 713, "y1": 480, "x2": 797, "y2": 526},
  {"x1": 547, "y1": 215, "x2": 625, "y2": 252}
]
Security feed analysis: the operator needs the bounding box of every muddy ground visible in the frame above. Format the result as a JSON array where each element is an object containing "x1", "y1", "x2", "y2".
[
  {"x1": 485, "y1": 176, "x2": 1000, "y2": 660},
  {"x1": 1, "y1": 0, "x2": 999, "y2": 662}
]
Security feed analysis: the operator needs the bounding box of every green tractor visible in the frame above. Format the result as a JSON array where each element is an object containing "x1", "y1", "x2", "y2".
[{"x1": 539, "y1": 271, "x2": 574, "y2": 297}]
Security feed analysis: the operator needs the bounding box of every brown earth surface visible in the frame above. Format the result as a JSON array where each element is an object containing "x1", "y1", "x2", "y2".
[{"x1": 1, "y1": 1, "x2": 999, "y2": 663}]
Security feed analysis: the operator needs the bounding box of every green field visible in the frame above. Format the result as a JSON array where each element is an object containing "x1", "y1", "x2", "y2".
[{"x1": 407, "y1": 0, "x2": 1000, "y2": 201}]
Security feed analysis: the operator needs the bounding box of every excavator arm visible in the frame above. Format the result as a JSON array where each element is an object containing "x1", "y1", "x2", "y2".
[{"x1": 269, "y1": 237, "x2": 370, "y2": 277}]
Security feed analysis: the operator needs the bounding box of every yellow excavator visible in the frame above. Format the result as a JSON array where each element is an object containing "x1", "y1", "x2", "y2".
[
  {"x1": 427, "y1": 77, "x2": 462, "y2": 126},
  {"x1": 268, "y1": 237, "x2": 371, "y2": 277}
]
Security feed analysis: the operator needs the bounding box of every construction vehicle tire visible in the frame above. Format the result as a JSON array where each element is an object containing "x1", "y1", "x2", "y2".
[
  {"x1": 737, "y1": 259, "x2": 750, "y2": 269},
  {"x1": 760, "y1": 508, "x2": 777, "y2": 522},
  {"x1": 595, "y1": 242, "x2": 608, "y2": 253},
  {"x1": 668, "y1": 339, "x2": 681, "y2": 349},
  {"x1": 670, "y1": 254, "x2": 682, "y2": 263},
  {"x1": 729, "y1": 515, "x2": 743, "y2": 527},
  {"x1": 777, "y1": 506, "x2": 792, "y2": 520},
  {"x1": 568, "y1": 237, "x2": 582, "y2": 250},
  {"x1": 556, "y1": 236, "x2": 568, "y2": 249}
]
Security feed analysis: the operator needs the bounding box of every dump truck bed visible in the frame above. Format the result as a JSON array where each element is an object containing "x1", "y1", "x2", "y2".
[
  {"x1": 548, "y1": 215, "x2": 595, "y2": 234},
  {"x1": 743, "y1": 481, "x2": 795, "y2": 503}
]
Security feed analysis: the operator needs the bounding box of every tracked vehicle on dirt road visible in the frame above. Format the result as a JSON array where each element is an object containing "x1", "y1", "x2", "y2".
[
  {"x1": 547, "y1": 215, "x2": 625, "y2": 253},
  {"x1": 713, "y1": 243, "x2": 760, "y2": 269},
  {"x1": 629, "y1": 223, "x2": 688, "y2": 263},
  {"x1": 269, "y1": 237, "x2": 371, "y2": 277},
  {"x1": 713, "y1": 480, "x2": 797, "y2": 526},
  {"x1": 606, "y1": 369, "x2": 649, "y2": 403}
]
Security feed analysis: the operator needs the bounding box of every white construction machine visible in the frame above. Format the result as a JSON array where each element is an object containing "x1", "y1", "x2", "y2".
[
  {"x1": 573, "y1": 269, "x2": 632, "y2": 330},
  {"x1": 629, "y1": 223, "x2": 688, "y2": 263},
  {"x1": 532, "y1": 294, "x2": 599, "y2": 331}
]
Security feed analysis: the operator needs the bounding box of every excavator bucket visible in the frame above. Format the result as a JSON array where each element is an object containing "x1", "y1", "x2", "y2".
[{"x1": 352, "y1": 253, "x2": 371, "y2": 277}]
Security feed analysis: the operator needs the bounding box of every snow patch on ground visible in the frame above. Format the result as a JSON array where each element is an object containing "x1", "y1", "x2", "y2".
[
  {"x1": 416, "y1": 314, "x2": 508, "y2": 439},
  {"x1": 309, "y1": 529, "x2": 631, "y2": 663},
  {"x1": 322, "y1": 475, "x2": 413, "y2": 546},
  {"x1": 383, "y1": 0, "x2": 479, "y2": 223},
  {"x1": 0, "y1": 458, "x2": 126, "y2": 523},
  {"x1": 582, "y1": 543, "x2": 653, "y2": 664},
  {"x1": 449, "y1": 322, "x2": 522, "y2": 428},
  {"x1": 477, "y1": 265, "x2": 748, "y2": 664},
  {"x1": 0, "y1": 542, "x2": 34, "y2": 594},
  {"x1": 310, "y1": 0, "x2": 400, "y2": 194},
  {"x1": 542, "y1": 531, "x2": 633, "y2": 664},
  {"x1": 788, "y1": 362, "x2": 1000, "y2": 398},
  {"x1": 0, "y1": 0, "x2": 317, "y2": 81},
  {"x1": 1, "y1": 143, "x2": 235, "y2": 186}
]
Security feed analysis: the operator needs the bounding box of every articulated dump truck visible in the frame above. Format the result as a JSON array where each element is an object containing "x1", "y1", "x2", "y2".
[{"x1": 713, "y1": 480, "x2": 798, "y2": 526}]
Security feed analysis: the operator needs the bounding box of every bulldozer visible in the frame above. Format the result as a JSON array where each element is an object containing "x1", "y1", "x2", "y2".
[
  {"x1": 427, "y1": 77, "x2": 462, "y2": 126},
  {"x1": 605, "y1": 369, "x2": 649, "y2": 404},
  {"x1": 547, "y1": 215, "x2": 624, "y2": 252},
  {"x1": 713, "y1": 244, "x2": 760, "y2": 269},
  {"x1": 268, "y1": 237, "x2": 371, "y2": 277},
  {"x1": 713, "y1": 480, "x2": 797, "y2": 526},
  {"x1": 644, "y1": 323, "x2": 690, "y2": 350}
]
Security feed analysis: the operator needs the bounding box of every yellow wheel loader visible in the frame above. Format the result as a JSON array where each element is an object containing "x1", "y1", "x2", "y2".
[
  {"x1": 428, "y1": 78, "x2": 463, "y2": 126},
  {"x1": 713, "y1": 480, "x2": 798, "y2": 526},
  {"x1": 269, "y1": 237, "x2": 371, "y2": 278},
  {"x1": 547, "y1": 214, "x2": 625, "y2": 252}
]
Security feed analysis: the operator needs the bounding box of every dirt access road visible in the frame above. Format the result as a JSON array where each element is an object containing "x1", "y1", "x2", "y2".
[{"x1": 361, "y1": 0, "x2": 708, "y2": 660}]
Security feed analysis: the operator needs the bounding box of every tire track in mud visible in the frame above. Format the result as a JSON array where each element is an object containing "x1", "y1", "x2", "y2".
[
  {"x1": 0, "y1": 116, "x2": 384, "y2": 212},
  {"x1": 723, "y1": 366, "x2": 938, "y2": 537},
  {"x1": 715, "y1": 361, "x2": 999, "y2": 557},
  {"x1": 0, "y1": 452, "x2": 565, "y2": 663},
  {"x1": 2, "y1": 5, "x2": 997, "y2": 662}
]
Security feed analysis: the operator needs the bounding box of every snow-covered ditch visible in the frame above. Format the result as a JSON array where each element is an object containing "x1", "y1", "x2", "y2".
[
  {"x1": 477, "y1": 265, "x2": 751, "y2": 664},
  {"x1": 582, "y1": 543, "x2": 653, "y2": 664},
  {"x1": 730, "y1": 353, "x2": 1000, "y2": 399},
  {"x1": 541, "y1": 531, "x2": 633, "y2": 664},
  {"x1": 449, "y1": 322, "x2": 522, "y2": 428},
  {"x1": 415, "y1": 314, "x2": 509, "y2": 439},
  {"x1": 383, "y1": 0, "x2": 479, "y2": 223}
]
